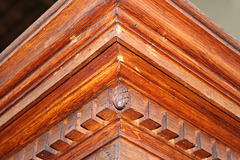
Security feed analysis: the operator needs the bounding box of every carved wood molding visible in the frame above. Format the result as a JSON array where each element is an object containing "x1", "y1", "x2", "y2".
[
  {"x1": 8, "y1": 85, "x2": 240, "y2": 160},
  {"x1": 0, "y1": 0, "x2": 240, "y2": 159}
]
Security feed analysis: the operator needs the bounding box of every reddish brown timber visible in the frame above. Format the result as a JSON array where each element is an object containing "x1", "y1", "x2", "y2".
[
  {"x1": 116, "y1": 21, "x2": 240, "y2": 122},
  {"x1": 80, "y1": 101, "x2": 104, "y2": 132},
  {"x1": 5, "y1": 85, "x2": 240, "y2": 160},
  {"x1": 118, "y1": 0, "x2": 240, "y2": 92},
  {"x1": 120, "y1": 118, "x2": 196, "y2": 160},
  {"x1": 115, "y1": 23, "x2": 240, "y2": 136},
  {"x1": 0, "y1": 0, "x2": 117, "y2": 105},
  {"x1": 114, "y1": 43, "x2": 240, "y2": 150},
  {"x1": 0, "y1": 43, "x2": 120, "y2": 159},
  {"x1": 49, "y1": 121, "x2": 71, "y2": 151},
  {"x1": 0, "y1": 11, "x2": 118, "y2": 130},
  {"x1": 116, "y1": 8, "x2": 240, "y2": 107},
  {"x1": 22, "y1": 141, "x2": 37, "y2": 160},
  {"x1": 171, "y1": 0, "x2": 240, "y2": 51},
  {"x1": 175, "y1": 121, "x2": 196, "y2": 150},
  {"x1": 36, "y1": 132, "x2": 57, "y2": 160},
  {"x1": 57, "y1": 119, "x2": 120, "y2": 160},
  {"x1": 65, "y1": 111, "x2": 89, "y2": 142}
]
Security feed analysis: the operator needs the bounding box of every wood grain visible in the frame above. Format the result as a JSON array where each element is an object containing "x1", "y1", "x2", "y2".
[
  {"x1": 118, "y1": 0, "x2": 240, "y2": 92},
  {"x1": 0, "y1": 9, "x2": 118, "y2": 130},
  {"x1": 171, "y1": 0, "x2": 240, "y2": 52},
  {"x1": 1, "y1": 0, "x2": 240, "y2": 159},
  {"x1": 116, "y1": 23, "x2": 240, "y2": 121},
  {"x1": 0, "y1": 43, "x2": 120, "y2": 159},
  {"x1": 120, "y1": 118, "x2": 196, "y2": 160},
  {"x1": 57, "y1": 119, "x2": 120, "y2": 160},
  {"x1": 116, "y1": 43, "x2": 240, "y2": 151},
  {"x1": 0, "y1": 0, "x2": 116, "y2": 103},
  {"x1": 6, "y1": 85, "x2": 239, "y2": 159}
]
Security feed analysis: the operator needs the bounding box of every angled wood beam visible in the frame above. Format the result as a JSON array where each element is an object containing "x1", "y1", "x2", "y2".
[{"x1": 0, "y1": 0, "x2": 239, "y2": 159}]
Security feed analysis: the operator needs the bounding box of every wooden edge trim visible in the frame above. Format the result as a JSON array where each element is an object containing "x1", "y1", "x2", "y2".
[
  {"x1": 0, "y1": 43, "x2": 120, "y2": 158},
  {"x1": 0, "y1": 0, "x2": 117, "y2": 104},
  {"x1": 120, "y1": 67, "x2": 240, "y2": 152},
  {"x1": 0, "y1": 24, "x2": 118, "y2": 130},
  {"x1": 115, "y1": 23, "x2": 240, "y2": 121},
  {"x1": 118, "y1": 0, "x2": 240, "y2": 92},
  {"x1": 0, "y1": 10, "x2": 118, "y2": 115},
  {"x1": 120, "y1": 118, "x2": 195, "y2": 160},
  {"x1": 170, "y1": 0, "x2": 240, "y2": 51},
  {"x1": 0, "y1": 0, "x2": 71, "y2": 62}
]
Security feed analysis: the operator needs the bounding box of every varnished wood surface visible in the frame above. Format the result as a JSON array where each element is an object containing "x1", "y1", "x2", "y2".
[
  {"x1": 171, "y1": 0, "x2": 240, "y2": 52},
  {"x1": 0, "y1": 43, "x2": 120, "y2": 159},
  {"x1": 0, "y1": 0, "x2": 117, "y2": 115},
  {"x1": 1, "y1": 0, "x2": 240, "y2": 159},
  {"x1": 6, "y1": 85, "x2": 240, "y2": 160}
]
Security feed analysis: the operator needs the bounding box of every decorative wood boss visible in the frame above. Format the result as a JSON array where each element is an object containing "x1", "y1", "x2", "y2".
[{"x1": 0, "y1": 0, "x2": 239, "y2": 160}]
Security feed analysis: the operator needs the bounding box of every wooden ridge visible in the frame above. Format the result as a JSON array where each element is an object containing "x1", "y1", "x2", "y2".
[{"x1": 0, "y1": 0, "x2": 240, "y2": 159}]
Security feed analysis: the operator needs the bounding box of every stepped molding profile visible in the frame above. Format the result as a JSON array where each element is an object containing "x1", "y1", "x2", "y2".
[
  {"x1": 8, "y1": 85, "x2": 240, "y2": 160},
  {"x1": 0, "y1": 0, "x2": 239, "y2": 159}
]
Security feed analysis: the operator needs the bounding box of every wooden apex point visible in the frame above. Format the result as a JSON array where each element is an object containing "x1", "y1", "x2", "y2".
[{"x1": 112, "y1": 85, "x2": 129, "y2": 110}]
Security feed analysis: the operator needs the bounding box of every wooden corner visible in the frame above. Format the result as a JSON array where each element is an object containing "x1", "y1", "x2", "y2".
[{"x1": 0, "y1": 0, "x2": 239, "y2": 159}]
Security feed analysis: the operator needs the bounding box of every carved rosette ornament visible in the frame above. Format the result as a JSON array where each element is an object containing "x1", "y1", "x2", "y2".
[{"x1": 112, "y1": 85, "x2": 129, "y2": 110}]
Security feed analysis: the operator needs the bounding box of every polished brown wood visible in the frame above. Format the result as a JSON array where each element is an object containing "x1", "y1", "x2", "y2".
[
  {"x1": 6, "y1": 85, "x2": 239, "y2": 160},
  {"x1": 1, "y1": 0, "x2": 240, "y2": 159}
]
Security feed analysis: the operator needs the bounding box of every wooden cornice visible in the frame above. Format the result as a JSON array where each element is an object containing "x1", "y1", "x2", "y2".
[
  {"x1": 0, "y1": 0, "x2": 239, "y2": 159},
  {"x1": 5, "y1": 84, "x2": 240, "y2": 159}
]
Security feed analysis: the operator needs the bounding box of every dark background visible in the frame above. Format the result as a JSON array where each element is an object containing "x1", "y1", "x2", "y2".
[{"x1": 0, "y1": 0, "x2": 57, "y2": 53}]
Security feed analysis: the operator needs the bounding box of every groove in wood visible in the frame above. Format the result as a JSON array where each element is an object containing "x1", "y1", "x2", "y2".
[
  {"x1": 80, "y1": 101, "x2": 103, "y2": 131},
  {"x1": 157, "y1": 111, "x2": 180, "y2": 140},
  {"x1": 7, "y1": 86, "x2": 239, "y2": 160},
  {"x1": 193, "y1": 131, "x2": 212, "y2": 159},
  {"x1": 36, "y1": 132, "x2": 56, "y2": 160},
  {"x1": 49, "y1": 121, "x2": 71, "y2": 151},
  {"x1": 139, "y1": 100, "x2": 162, "y2": 130},
  {"x1": 96, "y1": 89, "x2": 118, "y2": 121},
  {"x1": 213, "y1": 140, "x2": 228, "y2": 160},
  {"x1": 23, "y1": 141, "x2": 37, "y2": 160},
  {"x1": 65, "y1": 111, "x2": 89, "y2": 142},
  {"x1": 121, "y1": 89, "x2": 145, "y2": 120},
  {"x1": 175, "y1": 121, "x2": 196, "y2": 150}
]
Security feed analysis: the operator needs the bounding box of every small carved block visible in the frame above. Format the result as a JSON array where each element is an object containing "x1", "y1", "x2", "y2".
[
  {"x1": 36, "y1": 132, "x2": 56, "y2": 160},
  {"x1": 139, "y1": 100, "x2": 161, "y2": 130},
  {"x1": 121, "y1": 89, "x2": 145, "y2": 120},
  {"x1": 23, "y1": 141, "x2": 36, "y2": 160},
  {"x1": 96, "y1": 89, "x2": 118, "y2": 121},
  {"x1": 213, "y1": 140, "x2": 228, "y2": 160},
  {"x1": 81, "y1": 101, "x2": 103, "y2": 131},
  {"x1": 112, "y1": 85, "x2": 129, "y2": 110},
  {"x1": 65, "y1": 111, "x2": 88, "y2": 142},
  {"x1": 193, "y1": 131, "x2": 212, "y2": 159},
  {"x1": 228, "y1": 149, "x2": 240, "y2": 160},
  {"x1": 158, "y1": 111, "x2": 180, "y2": 140},
  {"x1": 49, "y1": 121, "x2": 70, "y2": 151},
  {"x1": 175, "y1": 121, "x2": 196, "y2": 150}
]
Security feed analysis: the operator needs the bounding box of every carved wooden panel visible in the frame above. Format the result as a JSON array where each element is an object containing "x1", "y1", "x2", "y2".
[
  {"x1": 8, "y1": 85, "x2": 240, "y2": 160},
  {"x1": 1, "y1": 0, "x2": 239, "y2": 159}
]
